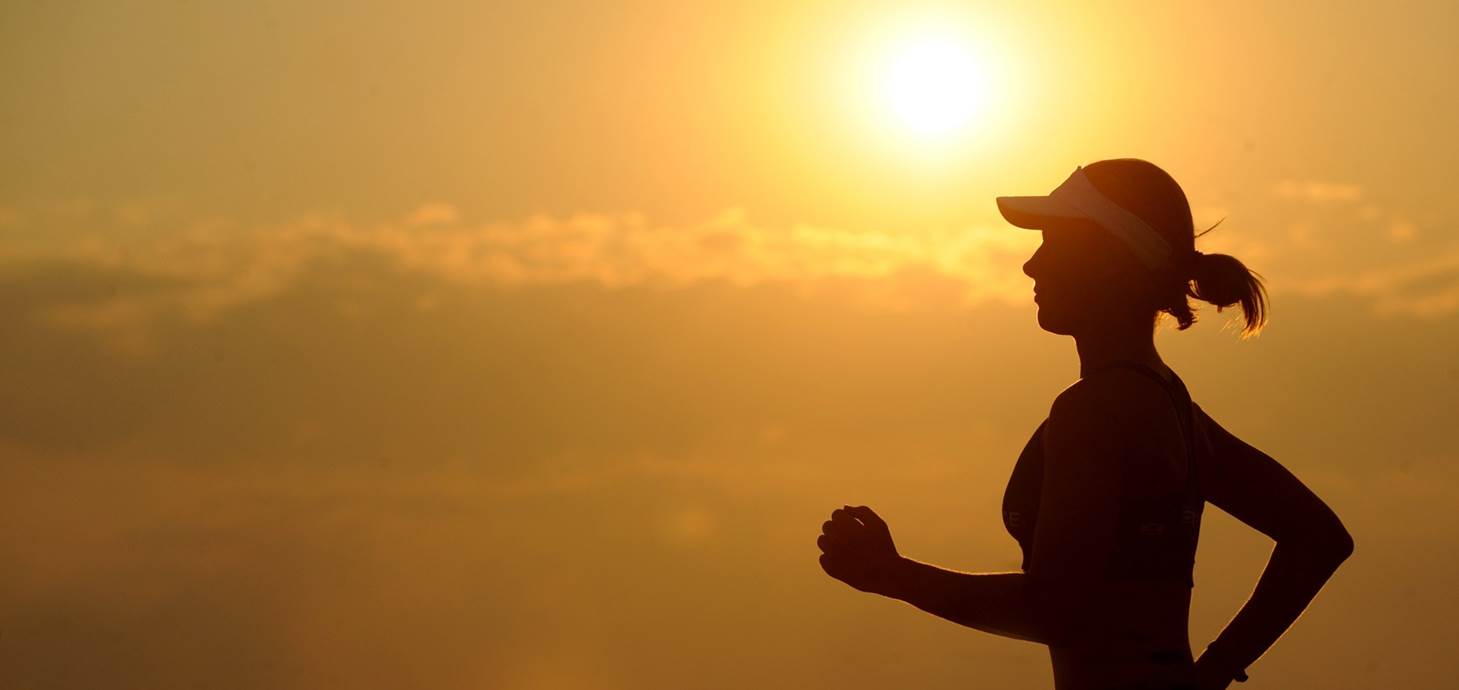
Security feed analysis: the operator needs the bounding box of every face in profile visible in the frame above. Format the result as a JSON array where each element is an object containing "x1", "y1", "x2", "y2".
[{"x1": 1021, "y1": 219, "x2": 1146, "y2": 336}]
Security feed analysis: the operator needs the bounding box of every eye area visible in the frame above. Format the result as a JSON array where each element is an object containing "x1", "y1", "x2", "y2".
[
  {"x1": 1047, "y1": 220, "x2": 1127, "y2": 252},
  {"x1": 1038, "y1": 225, "x2": 1092, "y2": 256},
  {"x1": 1034, "y1": 222, "x2": 1129, "y2": 280}
]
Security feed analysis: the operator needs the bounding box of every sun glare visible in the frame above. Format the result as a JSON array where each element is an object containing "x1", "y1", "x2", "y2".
[{"x1": 877, "y1": 30, "x2": 993, "y2": 145}]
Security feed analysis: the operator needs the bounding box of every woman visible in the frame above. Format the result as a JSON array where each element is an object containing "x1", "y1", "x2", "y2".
[{"x1": 815, "y1": 159, "x2": 1354, "y2": 690}]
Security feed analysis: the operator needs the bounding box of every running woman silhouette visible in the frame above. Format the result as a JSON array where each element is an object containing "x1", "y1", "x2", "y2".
[{"x1": 816, "y1": 159, "x2": 1354, "y2": 690}]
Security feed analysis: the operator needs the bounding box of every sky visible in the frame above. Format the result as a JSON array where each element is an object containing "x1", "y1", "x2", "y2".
[{"x1": 1, "y1": 1, "x2": 1457, "y2": 688}]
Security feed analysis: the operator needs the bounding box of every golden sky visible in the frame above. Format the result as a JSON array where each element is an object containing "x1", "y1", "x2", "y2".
[{"x1": 2, "y1": 2, "x2": 1457, "y2": 688}]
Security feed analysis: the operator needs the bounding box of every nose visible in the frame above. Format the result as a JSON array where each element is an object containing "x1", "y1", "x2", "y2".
[{"x1": 1022, "y1": 245, "x2": 1043, "y2": 281}]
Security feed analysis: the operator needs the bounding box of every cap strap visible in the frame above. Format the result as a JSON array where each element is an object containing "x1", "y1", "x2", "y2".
[{"x1": 1050, "y1": 166, "x2": 1174, "y2": 272}]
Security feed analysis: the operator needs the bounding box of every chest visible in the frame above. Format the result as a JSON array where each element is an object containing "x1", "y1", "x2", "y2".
[{"x1": 1001, "y1": 420, "x2": 1204, "y2": 580}]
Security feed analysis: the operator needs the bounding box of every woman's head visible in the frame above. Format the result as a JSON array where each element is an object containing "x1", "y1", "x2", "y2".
[{"x1": 1013, "y1": 158, "x2": 1268, "y2": 338}]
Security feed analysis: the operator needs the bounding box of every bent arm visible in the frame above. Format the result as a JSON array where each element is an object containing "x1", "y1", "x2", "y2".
[
  {"x1": 1194, "y1": 407, "x2": 1355, "y2": 681},
  {"x1": 1198, "y1": 540, "x2": 1350, "y2": 682}
]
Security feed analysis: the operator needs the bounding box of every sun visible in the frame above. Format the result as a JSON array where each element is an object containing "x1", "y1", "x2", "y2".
[{"x1": 878, "y1": 31, "x2": 992, "y2": 143}]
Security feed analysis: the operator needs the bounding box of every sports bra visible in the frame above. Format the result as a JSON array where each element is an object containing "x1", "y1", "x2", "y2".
[{"x1": 1001, "y1": 361, "x2": 1206, "y2": 587}]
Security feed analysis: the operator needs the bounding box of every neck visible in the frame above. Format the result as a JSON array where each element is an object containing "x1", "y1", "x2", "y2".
[{"x1": 1073, "y1": 318, "x2": 1163, "y2": 379}]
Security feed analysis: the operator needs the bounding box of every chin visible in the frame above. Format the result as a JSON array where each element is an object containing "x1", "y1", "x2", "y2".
[{"x1": 1035, "y1": 309, "x2": 1078, "y2": 336}]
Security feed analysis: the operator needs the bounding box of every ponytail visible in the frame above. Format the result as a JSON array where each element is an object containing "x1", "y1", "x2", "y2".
[
  {"x1": 1074, "y1": 159, "x2": 1271, "y2": 336},
  {"x1": 1186, "y1": 251, "x2": 1268, "y2": 337}
]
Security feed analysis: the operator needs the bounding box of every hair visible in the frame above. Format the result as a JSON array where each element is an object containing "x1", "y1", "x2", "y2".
[{"x1": 1080, "y1": 158, "x2": 1269, "y2": 337}]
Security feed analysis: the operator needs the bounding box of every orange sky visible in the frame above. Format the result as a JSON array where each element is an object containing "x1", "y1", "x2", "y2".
[{"x1": 2, "y1": 2, "x2": 1457, "y2": 689}]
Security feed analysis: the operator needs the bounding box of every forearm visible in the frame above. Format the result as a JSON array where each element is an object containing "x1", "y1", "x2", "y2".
[
  {"x1": 1199, "y1": 541, "x2": 1352, "y2": 679},
  {"x1": 883, "y1": 556, "x2": 1047, "y2": 644}
]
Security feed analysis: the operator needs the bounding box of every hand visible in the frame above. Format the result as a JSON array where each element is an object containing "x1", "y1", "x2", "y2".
[
  {"x1": 817, "y1": 505, "x2": 903, "y2": 597},
  {"x1": 1192, "y1": 652, "x2": 1238, "y2": 690}
]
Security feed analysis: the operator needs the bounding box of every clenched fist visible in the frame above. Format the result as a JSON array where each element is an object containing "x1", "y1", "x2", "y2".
[{"x1": 817, "y1": 505, "x2": 904, "y2": 597}]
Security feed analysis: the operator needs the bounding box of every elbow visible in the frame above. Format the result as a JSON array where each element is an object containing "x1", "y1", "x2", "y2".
[
  {"x1": 1286, "y1": 523, "x2": 1354, "y2": 567},
  {"x1": 1331, "y1": 527, "x2": 1355, "y2": 563},
  {"x1": 1324, "y1": 516, "x2": 1355, "y2": 563}
]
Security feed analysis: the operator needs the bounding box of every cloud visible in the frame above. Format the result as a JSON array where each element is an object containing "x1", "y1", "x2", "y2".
[
  {"x1": 1, "y1": 206, "x2": 1039, "y2": 349},
  {"x1": 405, "y1": 202, "x2": 461, "y2": 226},
  {"x1": 1274, "y1": 179, "x2": 1364, "y2": 203},
  {"x1": 1288, "y1": 245, "x2": 1459, "y2": 318},
  {"x1": 352, "y1": 206, "x2": 1037, "y2": 299},
  {"x1": 5, "y1": 191, "x2": 1459, "y2": 360},
  {"x1": 1386, "y1": 218, "x2": 1418, "y2": 243}
]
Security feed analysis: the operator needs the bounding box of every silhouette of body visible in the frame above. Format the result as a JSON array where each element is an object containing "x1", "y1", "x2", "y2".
[{"x1": 817, "y1": 159, "x2": 1354, "y2": 690}]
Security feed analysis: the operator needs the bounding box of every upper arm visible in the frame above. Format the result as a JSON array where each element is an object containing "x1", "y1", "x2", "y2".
[{"x1": 1195, "y1": 405, "x2": 1354, "y2": 556}]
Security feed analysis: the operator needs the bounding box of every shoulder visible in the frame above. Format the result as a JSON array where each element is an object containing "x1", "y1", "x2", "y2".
[
  {"x1": 1044, "y1": 368, "x2": 1181, "y2": 469},
  {"x1": 1049, "y1": 367, "x2": 1172, "y2": 430}
]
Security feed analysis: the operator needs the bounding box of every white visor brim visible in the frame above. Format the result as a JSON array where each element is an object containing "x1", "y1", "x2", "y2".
[
  {"x1": 995, "y1": 166, "x2": 1174, "y2": 272},
  {"x1": 995, "y1": 195, "x2": 1086, "y2": 229}
]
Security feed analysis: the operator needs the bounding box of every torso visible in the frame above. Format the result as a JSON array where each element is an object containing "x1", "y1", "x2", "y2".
[{"x1": 1003, "y1": 361, "x2": 1206, "y2": 689}]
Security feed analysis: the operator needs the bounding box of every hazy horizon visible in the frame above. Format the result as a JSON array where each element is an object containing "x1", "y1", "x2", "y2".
[{"x1": 3, "y1": 2, "x2": 1457, "y2": 688}]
